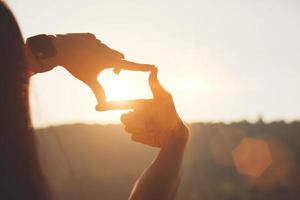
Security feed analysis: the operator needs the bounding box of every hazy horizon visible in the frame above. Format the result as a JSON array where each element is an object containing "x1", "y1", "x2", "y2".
[{"x1": 7, "y1": 0, "x2": 300, "y2": 127}]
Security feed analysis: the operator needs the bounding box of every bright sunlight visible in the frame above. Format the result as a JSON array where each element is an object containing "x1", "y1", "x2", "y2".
[{"x1": 97, "y1": 69, "x2": 153, "y2": 102}]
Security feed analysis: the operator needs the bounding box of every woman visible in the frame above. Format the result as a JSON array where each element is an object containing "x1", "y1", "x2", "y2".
[
  {"x1": 0, "y1": 2, "x2": 189, "y2": 199},
  {"x1": 0, "y1": 2, "x2": 50, "y2": 199}
]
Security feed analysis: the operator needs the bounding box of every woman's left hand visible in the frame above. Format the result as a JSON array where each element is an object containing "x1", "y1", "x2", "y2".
[
  {"x1": 119, "y1": 69, "x2": 189, "y2": 148},
  {"x1": 25, "y1": 33, "x2": 155, "y2": 106}
]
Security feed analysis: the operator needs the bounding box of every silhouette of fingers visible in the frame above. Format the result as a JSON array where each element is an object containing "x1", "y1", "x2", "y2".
[
  {"x1": 111, "y1": 60, "x2": 154, "y2": 75},
  {"x1": 149, "y1": 68, "x2": 170, "y2": 99},
  {"x1": 118, "y1": 60, "x2": 155, "y2": 71},
  {"x1": 113, "y1": 67, "x2": 121, "y2": 74},
  {"x1": 125, "y1": 124, "x2": 147, "y2": 134},
  {"x1": 86, "y1": 79, "x2": 106, "y2": 105},
  {"x1": 121, "y1": 111, "x2": 135, "y2": 125},
  {"x1": 131, "y1": 132, "x2": 159, "y2": 147},
  {"x1": 122, "y1": 113, "x2": 153, "y2": 134}
]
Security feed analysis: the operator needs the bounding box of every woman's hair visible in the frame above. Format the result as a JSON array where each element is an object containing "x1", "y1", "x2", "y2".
[{"x1": 0, "y1": 2, "x2": 50, "y2": 199}]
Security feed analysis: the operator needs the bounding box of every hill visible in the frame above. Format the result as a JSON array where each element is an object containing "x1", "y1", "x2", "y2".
[{"x1": 36, "y1": 121, "x2": 300, "y2": 200}]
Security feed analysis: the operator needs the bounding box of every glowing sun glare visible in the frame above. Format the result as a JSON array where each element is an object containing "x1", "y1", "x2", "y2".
[{"x1": 97, "y1": 69, "x2": 152, "y2": 101}]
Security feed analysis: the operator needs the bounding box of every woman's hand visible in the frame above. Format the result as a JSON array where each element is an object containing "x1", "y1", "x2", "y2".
[
  {"x1": 116, "y1": 69, "x2": 189, "y2": 200},
  {"x1": 119, "y1": 68, "x2": 189, "y2": 147},
  {"x1": 26, "y1": 33, "x2": 155, "y2": 105},
  {"x1": 53, "y1": 33, "x2": 154, "y2": 81},
  {"x1": 101, "y1": 68, "x2": 189, "y2": 199}
]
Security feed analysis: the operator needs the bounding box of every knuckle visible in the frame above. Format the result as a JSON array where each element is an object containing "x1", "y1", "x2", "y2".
[
  {"x1": 85, "y1": 33, "x2": 96, "y2": 39},
  {"x1": 165, "y1": 91, "x2": 172, "y2": 99},
  {"x1": 120, "y1": 112, "x2": 132, "y2": 124},
  {"x1": 131, "y1": 135, "x2": 139, "y2": 142},
  {"x1": 120, "y1": 114, "x2": 127, "y2": 123},
  {"x1": 161, "y1": 93, "x2": 173, "y2": 103},
  {"x1": 125, "y1": 126, "x2": 131, "y2": 133}
]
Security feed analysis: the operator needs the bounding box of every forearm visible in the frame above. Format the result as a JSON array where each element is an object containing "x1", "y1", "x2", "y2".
[{"x1": 129, "y1": 132, "x2": 188, "y2": 200}]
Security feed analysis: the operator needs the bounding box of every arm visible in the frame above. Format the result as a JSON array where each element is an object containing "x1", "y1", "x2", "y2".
[
  {"x1": 129, "y1": 125, "x2": 188, "y2": 200},
  {"x1": 119, "y1": 69, "x2": 189, "y2": 200}
]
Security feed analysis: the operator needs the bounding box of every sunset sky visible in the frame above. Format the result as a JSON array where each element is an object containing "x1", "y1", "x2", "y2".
[{"x1": 7, "y1": 0, "x2": 300, "y2": 127}]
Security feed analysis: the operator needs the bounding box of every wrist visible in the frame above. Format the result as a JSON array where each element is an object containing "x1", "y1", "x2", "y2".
[
  {"x1": 172, "y1": 121, "x2": 189, "y2": 144},
  {"x1": 26, "y1": 34, "x2": 58, "y2": 73},
  {"x1": 163, "y1": 120, "x2": 189, "y2": 147},
  {"x1": 38, "y1": 35, "x2": 59, "y2": 72}
]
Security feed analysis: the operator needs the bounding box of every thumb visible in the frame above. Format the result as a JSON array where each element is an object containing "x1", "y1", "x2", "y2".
[
  {"x1": 149, "y1": 68, "x2": 170, "y2": 99},
  {"x1": 85, "y1": 78, "x2": 106, "y2": 105}
]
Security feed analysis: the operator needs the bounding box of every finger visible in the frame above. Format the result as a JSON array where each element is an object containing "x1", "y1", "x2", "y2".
[
  {"x1": 131, "y1": 133, "x2": 160, "y2": 147},
  {"x1": 108, "y1": 59, "x2": 155, "y2": 73},
  {"x1": 132, "y1": 133, "x2": 151, "y2": 142},
  {"x1": 119, "y1": 60, "x2": 155, "y2": 71},
  {"x1": 85, "y1": 79, "x2": 106, "y2": 105},
  {"x1": 120, "y1": 112, "x2": 134, "y2": 124},
  {"x1": 96, "y1": 99, "x2": 152, "y2": 111},
  {"x1": 149, "y1": 68, "x2": 170, "y2": 99},
  {"x1": 121, "y1": 111, "x2": 146, "y2": 125},
  {"x1": 113, "y1": 67, "x2": 121, "y2": 74},
  {"x1": 125, "y1": 125, "x2": 147, "y2": 134},
  {"x1": 124, "y1": 119, "x2": 152, "y2": 133}
]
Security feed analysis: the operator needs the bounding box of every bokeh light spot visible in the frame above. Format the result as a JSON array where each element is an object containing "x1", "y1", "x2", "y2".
[{"x1": 232, "y1": 138, "x2": 272, "y2": 177}]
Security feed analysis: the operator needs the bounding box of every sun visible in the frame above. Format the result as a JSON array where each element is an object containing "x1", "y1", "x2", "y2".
[{"x1": 97, "y1": 69, "x2": 152, "y2": 102}]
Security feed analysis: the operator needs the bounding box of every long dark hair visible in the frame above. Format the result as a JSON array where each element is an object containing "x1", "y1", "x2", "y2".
[{"x1": 0, "y1": 2, "x2": 50, "y2": 199}]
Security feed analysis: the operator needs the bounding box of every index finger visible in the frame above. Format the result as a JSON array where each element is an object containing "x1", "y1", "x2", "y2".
[
  {"x1": 96, "y1": 99, "x2": 152, "y2": 111},
  {"x1": 118, "y1": 60, "x2": 156, "y2": 72},
  {"x1": 149, "y1": 68, "x2": 170, "y2": 99}
]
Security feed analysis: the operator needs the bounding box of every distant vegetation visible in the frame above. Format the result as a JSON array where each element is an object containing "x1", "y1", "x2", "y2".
[{"x1": 36, "y1": 121, "x2": 300, "y2": 200}]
